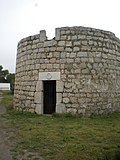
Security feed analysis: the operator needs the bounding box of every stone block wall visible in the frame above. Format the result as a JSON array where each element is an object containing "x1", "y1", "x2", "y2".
[{"x1": 14, "y1": 26, "x2": 120, "y2": 116}]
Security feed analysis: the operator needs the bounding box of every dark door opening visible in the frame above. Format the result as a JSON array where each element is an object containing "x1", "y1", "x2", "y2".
[{"x1": 43, "y1": 80, "x2": 56, "y2": 114}]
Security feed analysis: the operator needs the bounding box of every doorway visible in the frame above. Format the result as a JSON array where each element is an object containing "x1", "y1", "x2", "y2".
[{"x1": 43, "y1": 80, "x2": 56, "y2": 114}]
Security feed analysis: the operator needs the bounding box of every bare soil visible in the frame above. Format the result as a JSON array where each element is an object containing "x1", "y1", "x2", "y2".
[
  {"x1": 0, "y1": 96, "x2": 44, "y2": 160},
  {"x1": 0, "y1": 100, "x2": 13, "y2": 160}
]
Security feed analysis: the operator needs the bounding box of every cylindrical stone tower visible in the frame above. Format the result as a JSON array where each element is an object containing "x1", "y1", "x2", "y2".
[{"x1": 14, "y1": 26, "x2": 120, "y2": 116}]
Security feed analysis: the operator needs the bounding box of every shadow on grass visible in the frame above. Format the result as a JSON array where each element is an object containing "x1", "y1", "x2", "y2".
[{"x1": 98, "y1": 151, "x2": 120, "y2": 160}]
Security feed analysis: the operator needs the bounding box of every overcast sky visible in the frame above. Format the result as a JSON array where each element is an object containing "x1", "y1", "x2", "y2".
[{"x1": 0, "y1": 0, "x2": 120, "y2": 73}]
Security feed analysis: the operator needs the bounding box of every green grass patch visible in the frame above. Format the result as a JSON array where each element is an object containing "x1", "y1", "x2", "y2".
[
  {"x1": 0, "y1": 91, "x2": 13, "y2": 108},
  {"x1": 0, "y1": 91, "x2": 120, "y2": 160}
]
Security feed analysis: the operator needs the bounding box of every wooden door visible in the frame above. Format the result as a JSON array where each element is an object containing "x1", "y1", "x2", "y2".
[{"x1": 43, "y1": 81, "x2": 56, "y2": 114}]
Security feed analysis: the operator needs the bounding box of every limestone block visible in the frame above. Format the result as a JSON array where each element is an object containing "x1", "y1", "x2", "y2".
[
  {"x1": 78, "y1": 35, "x2": 86, "y2": 39},
  {"x1": 73, "y1": 47, "x2": 80, "y2": 52},
  {"x1": 28, "y1": 92, "x2": 34, "y2": 97},
  {"x1": 63, "y1": 97, "x2": 70, "y2": 103},
  {"x1": 66, "y1": 53, "x2": 70, "y2": 57},
  {"x1": 67, "y1": 35, "x2": 71, "y2": 40},
  {"x1": 56, "y1": 47, "x2": 64, "y2": 51},
  {"x1": 117, "y1": 56, "x2": 120, "y2": 61},
  {"x1": 58, "y1": 41, "x2": 65, "y2": 46},
  {"x1": 28, "y1": 108, "x2": 35, "y2": 113},
  {"x1": 70, "y1": 97, "x2": 77, "y2": 103},
  {"x1": 40, "y1": 30, "x2": 47, "y2": 41},
  {"x1": 50, "y1": 58, "x2": 56, "y2": 63},
  {"x1": 54, "y1": 52, "x2": 60, "y2": 57},
  {"x1": 95, "y1": 57, "x2": 101, "y2": 63},
  {"x1": 57, "y1": 93, "x2": 62, "y2": 103},
  {"x1": 81, "y1": 40, "x2": 87, "y2": 46},
  {"x1": 47, "y1": 64, "x2": 53, "y2": 69},
  {"x1": 103, "y1": 47, "x2": 109, "y2": 53},
  {"x1": 37, "y1": 42, "x2": 44, "y2": 48},
  {"x1": 39, "y1": 48, "x2": 44, "y2": 52},
  {"x1": 31, "y1": 103, "x2": 35, "y2": 108},
  {"x1": 74, "y1": 41, "x2": 81, "y2": 46},
  {"x1": 87, "y1": 63, "x2": 92, "y2": 69},
  {"x1": 66, "y1": 30, "x2": 70, "y2": 34},
  {"x1": 98, "y1": 41, "x2": 102, "y2": 46},
  {"x1": 34, "y1": 92, "x2": 42, "y2": 103},
  {"x1": 78, "y1": 108, "x2": 86, "y2": 114},
  {"x1": 66, "y1": 41, "x2": 72, "y2": 47},
  {"x1": 81, "y1": 58, "x2": 89, "y2": 63},
  {"x1": 77, "y1": 52, "x2": 87, "y2": 57},
  {"x1": 47, "y1": 52, "x2": 53, "y2": 58},
  {"x1": 39, "y1": 72, "x2": 60, "y2": 80},
  {"x1": 72, "y1": 35, "x2": 77, "y2": 40},
  {"x1": 63, "y1": 93, "x2": 68, "y2": 97},
  {"x1": 44, "y1": 47, "x2": 50, "y2": 52},
  {"x1": 72, "y1": 104, "x2": 79, "y2": 108},
  {"x1": 53, "y1": 64, "x2": 59, "y2": 69},
  {"x1": 80, "y1": 63, "x2": 86, "y2": 69},
  {"x1": 70, "y1": 52, "x2": 76, "y2": 58},
  {"x1": 35, "y1": 104, "x2": 43, "y2": 114},
  {"x1": 65, "y1": 82, "x2": 74, "y2": 89},
  {"x1": 25, "y1": 100, "x2": 31, "y2": 107},
  {"x1": 75, "y1": 58, "x2": 80, "y2": 63},
  {"x1": 22, "y1": 47, "x2": 27, "y2": 51},
  {"x1": 26, "y1": 45, "x2": 31, "y2": 50},
  {"x1": 33, "y1": 39, "x2": 39, "y2": 44},
  {"x1": 81, "y1": 46, "x2": 91, "y2": 51},
  {"x1": 88, "y1": 40, "x2": 94, "y2": 45},
  {"x1": 65, "y1": 47, "x2": 72, "y2": 52},
  {"x1": 55, "y1": 28, "x2": 60, "y2": 40},
  {"x1": 67, "y1": 108, "x2": 77, "y2": 114},
  {"x1": 65, "y1": 104, "x2": 72, "y2": 108},
  {"x1": 32, "y1": 44, "x2": 37, "y2": 49},
  {"x1": 41, "y1": 64, "x2": 47, "y2": 69},
  {"x1": 60, "y1": 52, "x2": 66, "y2": 58},
  {"x1": 36, "y1": 81, "x2": 42, "y2": 92},
  {"x1": 44, "y1": 59, "x2": 49, "y2": 63},
  {"x1": 68, "y1": 74, "x2": 75, "y2": 79},
  {"x1": 89, "y1": 58, "x2": 94, "y2": 63},
  {"x1": 93, "y1": 41, "x2": 98, "y2": 46},
  {"x1": 61, "y1": 35, "x2": 67, "y2": 40},
  {"x1": 30, "y1": 86, "x2": 35, "y2": 92},
  {"x1": 61, "y1": 30, "x2": 66, "y2": 35},
  {"x1": 56, "y1": 81, "x2": 64, "y2": 92},
  {"x1": 102, "y1": 53, "x2": 108, "y2": 59},
  {"x1": 78, "y1": 98, "x2": 86, "y2": 104},
  {"x1": 56, "y1": 103, "x2": 66, "y2": 113},
  {"x1": 60, "y1": 64, "x2": 65, "y2": 69},
  {"x1": 66, "y1": 58, "x2": 74, "y2": 63},
  {"x1": 50, "y1": 47, "x2": 56, "y2": 52},
  {"x1": 44, "y1": 40, "x2": 57, "y2": 47}
]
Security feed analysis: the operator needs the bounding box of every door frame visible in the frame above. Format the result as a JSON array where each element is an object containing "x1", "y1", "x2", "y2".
[{"x1": 34, "y1": 72, "x2": 66, "y2": 114}]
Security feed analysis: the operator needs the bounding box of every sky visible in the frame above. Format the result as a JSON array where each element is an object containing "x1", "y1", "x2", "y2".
[{"x1": 0, "y1": 0, "x2": 120, "y2": 73}]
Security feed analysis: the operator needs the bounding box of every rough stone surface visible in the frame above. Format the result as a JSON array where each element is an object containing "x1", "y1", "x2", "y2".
[{"x1": 14, "y1": 26, "x2": 120, "y2": 116}]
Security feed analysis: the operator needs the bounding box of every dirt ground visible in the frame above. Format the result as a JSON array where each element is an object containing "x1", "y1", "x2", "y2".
[
  {"x1": 0, "y1": 96, "x2": 44, "y2": 160},
  {"x1": 0, "y1": 98, "x2": 13, "y2": 160}
]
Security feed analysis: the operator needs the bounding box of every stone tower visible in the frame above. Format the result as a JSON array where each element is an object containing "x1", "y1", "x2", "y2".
[{"x1": 14, "y1": 26, "x2": 120, "y2": 116}]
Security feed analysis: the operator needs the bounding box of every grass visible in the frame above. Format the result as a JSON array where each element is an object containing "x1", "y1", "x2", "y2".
[
  {"x1": 0, "y1": 91, "x2": 120, "y2": 160},
  {"x1": 0, "y1": 90, "x2": 13, "y2": 108}
]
